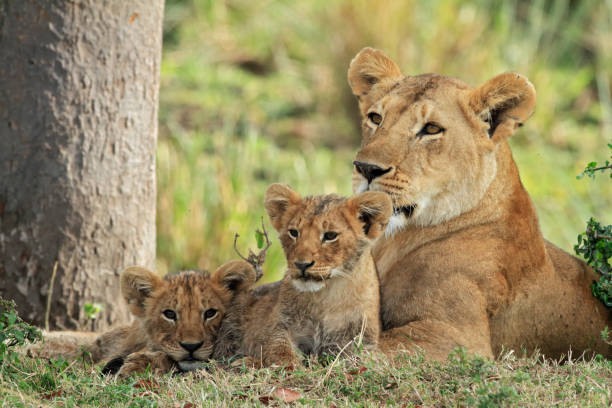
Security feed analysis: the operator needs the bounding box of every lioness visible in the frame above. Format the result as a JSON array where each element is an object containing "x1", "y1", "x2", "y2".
[
  {"x1": 213, "y1": 185, "x2": 392, "y2": 366},
  {"x1": 30, "y1": 260, "x2": 256, "y2": 376},
  {"x1": 347, "y1": 47, "x2": 611, "y2": 360}
]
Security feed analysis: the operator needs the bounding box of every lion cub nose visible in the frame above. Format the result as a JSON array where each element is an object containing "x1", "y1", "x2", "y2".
[
  {"x1": 180, "y1": 341, "x2": 203, "y2": 353},
  {"x1": 294, "y1": 261, "x2": 315, "y2": 275},
  {"x1": 353, "y1": 161, "x2": 392, "y2": 183}
]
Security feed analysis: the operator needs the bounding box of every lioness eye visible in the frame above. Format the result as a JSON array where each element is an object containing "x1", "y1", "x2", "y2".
[
  {"x1": 367, "y1": 112, "x2": 383, "y2": 126},
  {"x1": 322, "y1": 231, "x2": 338, "y2": 242},
  {"x1": 419, "y1": 122, "x2": 444, "y2": 136},
  {"x1": 288, "y1": 229, "x2": 299, "y2": 239},
  {"x1": 203, "y1": 308, "x2": 217, "y2": 320},
  {"x1": 162, "y1": 309, "x2": 177, "y2": 320}
]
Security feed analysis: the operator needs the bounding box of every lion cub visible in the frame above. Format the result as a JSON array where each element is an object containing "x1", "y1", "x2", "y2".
[
  {"x1": 30, "y1": 260, "x2": 256, "y2": 376},
  {"x1": 214, "y1": 184, "x2": 392, "y2": 366}
]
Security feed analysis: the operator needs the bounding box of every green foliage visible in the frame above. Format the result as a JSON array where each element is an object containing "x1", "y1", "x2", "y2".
[
  {"x1": 575, "y1": 218, "x2": 612, "y2": 307},
  {"x1": 575, "y1": 146, "x2": 612, "y2": 308},
  {"x1": 577, "y1": 144, "x2": 612, "y2": 179},
  {"x1": 0, "y1": 297, "x2": 41, "y2": 366},
  {"x1": 83, "y1": 303, "x2": 104, "y2": 321}
]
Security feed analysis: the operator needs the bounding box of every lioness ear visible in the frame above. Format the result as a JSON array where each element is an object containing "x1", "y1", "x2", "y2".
[
  {"x1": 264, "y1": 183, "x2": 301, "y2": 231},
  {"x1": 211, "y1": 260, "x2": 256, "y2": 294},
  {"x1": 469, "y1": 73, "x2": 536, "y2": 142},
  {"x1": 121, "y1": 266, "x2": 164, "y2": 318},
  {"x1": 348, "y1": 47, "x2": 403, "y2": 114},
  {"x1": 346, "y1": 192, "x2": 393, "y2": 239}
]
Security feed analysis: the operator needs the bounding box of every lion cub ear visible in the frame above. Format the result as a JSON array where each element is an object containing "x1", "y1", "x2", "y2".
[
  {"x1": 121, "y1": 266, "x2": 164, "y2": 318},
  {"x1": 211, "y1": 260, "x2": 257, "y2": 294},
  {"x1": 346, "y1": 191, "x2": 393, "y2": 239},
  {"x1": 348, "y1": 47, "x2": 403, "y2": 114},
  {"x1": 264, "y1": 183, "x2": 301, "y2": 231},
  {"x1": 469, "y1": 73, "x2": 536, "y2": 142}
]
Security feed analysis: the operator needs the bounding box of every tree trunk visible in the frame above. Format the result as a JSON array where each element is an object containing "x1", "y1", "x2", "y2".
[{"x1": 0, "y1": 0, "x2": 164, "y2": 331}]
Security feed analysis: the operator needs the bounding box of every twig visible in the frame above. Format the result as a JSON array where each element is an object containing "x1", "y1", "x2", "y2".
[
  {"x1": 45, "y1": 261, "x2": 58, "y2": 332},
  {"x1": 233, "y1": 217, "x2": 272, "y2": 281},
  {"x1": 588, "y1": 165, "x2": 612, "y2": 172}
]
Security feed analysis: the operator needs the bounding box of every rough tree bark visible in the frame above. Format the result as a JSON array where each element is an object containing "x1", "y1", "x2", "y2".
[{"x1": 0, "y1": 0, "x2": 164, "y2": 331}]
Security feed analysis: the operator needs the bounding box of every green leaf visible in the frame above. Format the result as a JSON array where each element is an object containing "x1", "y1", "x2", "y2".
[
  {"x1": 84, "y1": 303, "x2": 103, "y2": 320},
  {"x1": 7, "y1": 312, "x2": 17, "y2": 326},
  {"x1": 255, "y1": 230, "x2": 265, "y2": 249}
]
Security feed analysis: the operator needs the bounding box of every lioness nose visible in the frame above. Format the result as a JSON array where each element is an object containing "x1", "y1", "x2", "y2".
[
  {"x1": 180, "y1": 341, "x2": 203, "y2": 353},
  {"x1": 353, "y1": 161, "x2": 392, "y2": 183},
  {"x1": 294, "y1": 261, "x2": 315, "y2": 274}
]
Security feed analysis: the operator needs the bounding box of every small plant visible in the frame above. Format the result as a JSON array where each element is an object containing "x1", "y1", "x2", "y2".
[
  {"x1": 576, "y1": 143, "x2": 612, "y2": 179},
  {"x1": 575, "y1": 144, "x2": 612, "y2": 309},
  {"x1": 0, "y1": 297, "x2": 42, "y2": 366},
  {"x1": 84, "y1": 302, "x2": 104, "y2": 331},
  {"x1": 575, "y1": 218, "x2": 612, "y2": 307},
  {"x1": 83, "y1": 302, "x2": 103, "y2": 320},
  {"x1": 233, "y1": 217, "x2": 272, "y2": 282}
]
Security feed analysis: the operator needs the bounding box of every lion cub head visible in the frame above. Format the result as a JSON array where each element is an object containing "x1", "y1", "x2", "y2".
[
  {"x1": 264, "y1": 184, "x2": 392, "y2": 292},
  {"x1": 121, "y1": 260, "x2": 255, "y2": 370},
  {"x1": 348, "y1": 47, "x2": 536, "y2": 232}
]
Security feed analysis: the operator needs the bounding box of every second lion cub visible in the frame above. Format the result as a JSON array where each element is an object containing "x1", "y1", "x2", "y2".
[{"x1": 215, "y1": 184, "x2": 392, "y2": 366}]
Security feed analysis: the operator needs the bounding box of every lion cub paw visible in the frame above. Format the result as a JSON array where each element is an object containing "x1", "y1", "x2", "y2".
[
  {"x1": 230, "y1": 354, "x2": 298, "y2": 370},
  {"x1": 262, "y1": 350, "x2": 300, "y2": 370},
  {"x1": 114, "y1": 351, "x2": 173, "y2": 377},
  {"x1": 230, "y1": 356, "x2": 264, "y2": 369}
]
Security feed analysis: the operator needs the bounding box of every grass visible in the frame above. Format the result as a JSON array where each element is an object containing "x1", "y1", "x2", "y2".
[
  {"x1": 1, "y1": 348, "x2": 611, "y2": 407},
  {"x1": 156, "y1": 0, "x2": 612, "y2": 282}
]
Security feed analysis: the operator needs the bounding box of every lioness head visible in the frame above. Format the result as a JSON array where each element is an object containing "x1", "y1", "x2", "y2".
[
  {"x1": 121, "y1": 260, "x2": 256, "y2": 370},
  {"x1": 348, "y1": 47, "x2": 536, "y2": 233},
  {"x1": 264, "y1": 183, "x2": 392, "y2": 292}
]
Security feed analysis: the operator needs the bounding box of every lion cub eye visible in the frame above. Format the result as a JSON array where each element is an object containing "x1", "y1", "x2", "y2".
[
  {"x1": 367, "y1": 112, "x2": 383, "y2": 126},
  {"x1": 203, "y1": 308, "x2": 218, "y2": 320},
  {"x1": 418, "y1": 122, "x2": 444, "y2": 136},
  {"x1": 162, "y1": 309, "x2": 177, "y2": 321},
  {"x1": 288, "y1": 229, "x2": 299, "y2": 239},
  {"x1": 322, "y1": 231, "x2": 338, "y2": 242}
]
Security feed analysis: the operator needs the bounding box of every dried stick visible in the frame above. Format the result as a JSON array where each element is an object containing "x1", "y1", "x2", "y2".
[
  {"x1": 233, "y1": 217, "x2": 271, "y2": 281},
  {"x1": 44, "y1": 261, "x2": 58, "y2": 332}
]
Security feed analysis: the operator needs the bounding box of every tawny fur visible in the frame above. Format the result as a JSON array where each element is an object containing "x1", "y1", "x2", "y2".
[
  {"x1": 213, "y1": 186, "x2": 393, "y2": 366},
  {"x1": 347, "y1": 47, "x2": 611, "y2": 361},
  {"x1": 29, "y1": 260, "x2": 256, "y2": 376}
]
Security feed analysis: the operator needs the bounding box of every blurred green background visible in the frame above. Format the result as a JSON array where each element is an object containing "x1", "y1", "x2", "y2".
[{"x1": 156, "y1": 0, "x2": 612, "y2": 282}]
